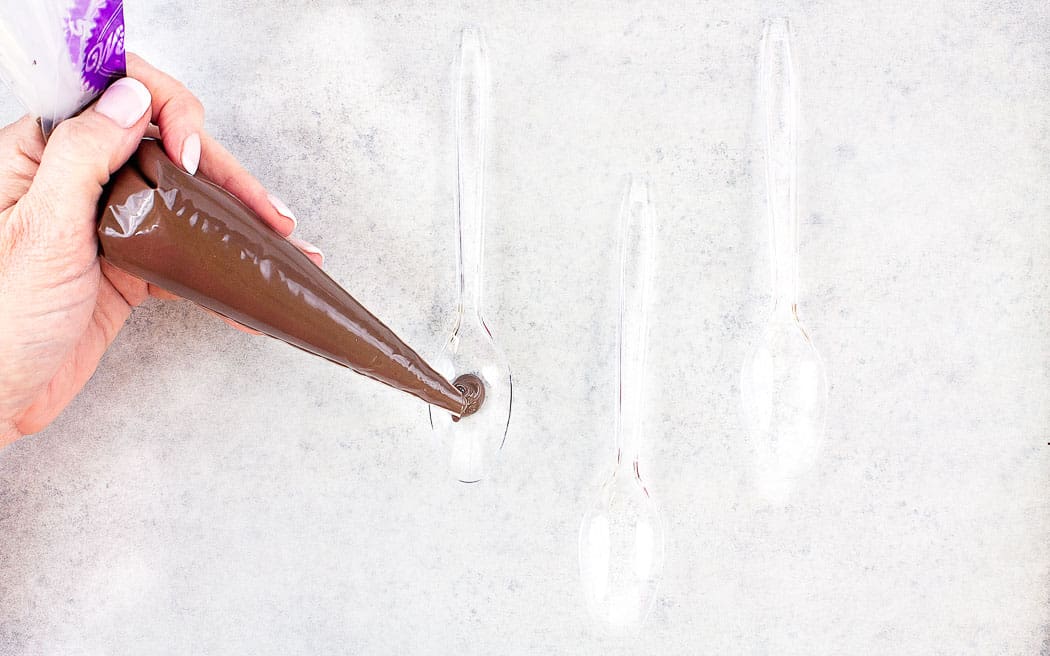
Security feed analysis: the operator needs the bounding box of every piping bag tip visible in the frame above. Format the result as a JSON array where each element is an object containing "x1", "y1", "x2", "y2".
[{"x1": 450, "y1": 373, "x2": 486, "y2": 421}]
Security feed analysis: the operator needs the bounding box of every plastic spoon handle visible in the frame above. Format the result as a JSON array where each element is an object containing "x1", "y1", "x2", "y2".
[
  {"x1": 455, "y1": 26, "x2": 489, "y2": 319},
  {"x1": 617, "y1": 178, "x2": 654, "y2": 469},
  {"x1": 762, "y1": 19, "x2": 799, "y2": 313}
]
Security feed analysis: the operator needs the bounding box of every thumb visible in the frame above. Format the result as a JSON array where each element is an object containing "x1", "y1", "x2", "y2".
[{"x1": 19, "y1": 78, "x2": 152, "y2": 250}]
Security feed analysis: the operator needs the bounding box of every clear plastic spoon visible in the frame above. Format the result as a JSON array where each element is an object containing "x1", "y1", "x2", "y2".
[
  {"x1": 428, "y1": 26, "x2": 512, "y2": 484},
  {"x1": 578, "y1": 178, "x2": 664, "y2": 636},
  {"x1": 741, "y1": 19, "x2": 828, "y2": 503}
]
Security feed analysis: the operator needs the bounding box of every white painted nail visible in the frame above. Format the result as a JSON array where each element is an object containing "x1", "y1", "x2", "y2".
[
  {"x1": 94, "y1": 78, "x2": 152, "y2": 128},
  {"x1": 267, "y1": 192, "x2": 297, "y2": 228},
  {"x1": 290, "y1": 237, "x2": 324, "y2": 265},
  {"x1": 181, "y1": 133, "x2": 201, "y2": 175}
]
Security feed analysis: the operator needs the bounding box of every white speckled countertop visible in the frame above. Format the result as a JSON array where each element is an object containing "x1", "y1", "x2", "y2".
[{"x1": 1, "y1": 1, "x2": 1048, "y2": 654}]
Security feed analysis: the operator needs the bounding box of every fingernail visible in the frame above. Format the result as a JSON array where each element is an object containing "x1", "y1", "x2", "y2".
[
  {"x1": 290, "y1": 237, "x2": 324, "y2": 265},
  {"x1": 94, "y1": 78, "x2": 152, "y2": 128},
  {"x1": 181, "y1": 133, "x2": 201, "y2": 175},
  {"x1": 267, "y1": 192, "x2": 297, "y2": 229}
]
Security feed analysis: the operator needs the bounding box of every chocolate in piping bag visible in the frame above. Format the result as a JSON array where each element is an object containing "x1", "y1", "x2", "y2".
[{"x1": 98, "y1": 139, "x2": 474, "y2": 418}]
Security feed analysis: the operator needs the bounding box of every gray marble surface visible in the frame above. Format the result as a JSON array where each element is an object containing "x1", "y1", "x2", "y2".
[{"x1": 1, "y1": 1, "x2": 1049, "y2": 654}]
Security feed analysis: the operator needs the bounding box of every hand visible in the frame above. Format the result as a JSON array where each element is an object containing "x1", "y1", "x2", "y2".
[{"x1": 0, "y1": 54, "x2": 323, "y2": 448}]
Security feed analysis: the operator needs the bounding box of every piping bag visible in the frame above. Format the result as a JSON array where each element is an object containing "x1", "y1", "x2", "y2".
[{"x1": 0, "y1": 1, "x2": 479, "y2": 418}]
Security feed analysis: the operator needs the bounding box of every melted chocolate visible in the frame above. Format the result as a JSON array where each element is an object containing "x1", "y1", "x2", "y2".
[
  {"x1": 451, "y1": 373, "x2": 485, "y2": 421},
  {"x1": 97, "y1": 139, "x2": 472, "y2": 417}
]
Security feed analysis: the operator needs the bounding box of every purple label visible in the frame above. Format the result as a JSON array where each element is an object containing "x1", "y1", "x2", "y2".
[{"x1": 65, "y1": 0, "x2": 126, "y2": 94}]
